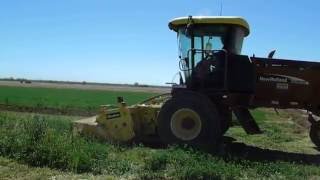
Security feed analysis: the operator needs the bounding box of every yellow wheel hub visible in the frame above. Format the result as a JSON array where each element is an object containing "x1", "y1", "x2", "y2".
[{"x1": 170, "y1": 108, "x2": 202, "y2": 141}]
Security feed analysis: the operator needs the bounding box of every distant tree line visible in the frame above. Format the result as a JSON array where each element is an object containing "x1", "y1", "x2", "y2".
[{"x1": 0, "y1": 77, "x2": 32, "y2": 84}]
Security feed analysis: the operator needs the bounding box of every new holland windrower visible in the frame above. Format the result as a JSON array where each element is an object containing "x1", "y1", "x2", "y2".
[{"x1": 74, "y1": 16, "x2": 320, "y2": 148}]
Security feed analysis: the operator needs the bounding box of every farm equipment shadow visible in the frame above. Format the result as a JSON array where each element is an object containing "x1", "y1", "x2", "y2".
[
  {"x1": 136, "y1": 136, "x2": 320, "y2": 165},
  {"x1": 220, "y1": 136, "x2": 320, "y2": 166}
]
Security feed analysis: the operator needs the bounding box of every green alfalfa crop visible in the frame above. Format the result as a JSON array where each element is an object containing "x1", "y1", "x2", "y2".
[{"x1": 0, "y1": 113, "x2": 112, "y2": 174}]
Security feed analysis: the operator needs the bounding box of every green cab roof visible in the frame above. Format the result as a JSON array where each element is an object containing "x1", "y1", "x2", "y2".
[{"x1": 169, "y1": 16, "x2": 250, "y2": 36}]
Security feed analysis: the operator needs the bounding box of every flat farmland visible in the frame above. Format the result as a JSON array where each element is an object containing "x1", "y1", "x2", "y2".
[
  {"x1": 0, "y1": 80, "x2": 170, "y2": 93},
  {"x1": 0, "y1": 84, "x2": 161, "y2": 115},
  {"x1": 0, "y1": 83, "x2": 320, "y2": 179}
]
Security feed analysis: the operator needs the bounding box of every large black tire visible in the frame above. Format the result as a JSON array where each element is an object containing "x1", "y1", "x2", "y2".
[
  {"x1": 157, "y1": 91, "x2": 222, "y2": 146},
  {"x1": 310, "y1": 123, "x2": 320, "y2": 148}
]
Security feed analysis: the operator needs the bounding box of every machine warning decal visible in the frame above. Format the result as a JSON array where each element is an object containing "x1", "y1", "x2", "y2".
[
  {"x1": 106, "y1": 112, "x2": 121, "y2": 120},
  {"x1": 258, "y1": 74, "x2": 309, "y2": 85}
]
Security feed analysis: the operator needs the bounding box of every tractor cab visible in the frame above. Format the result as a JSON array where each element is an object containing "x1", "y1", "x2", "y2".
[{"x1": 169, "y1": 16, "x2": 251, "y2": 91}]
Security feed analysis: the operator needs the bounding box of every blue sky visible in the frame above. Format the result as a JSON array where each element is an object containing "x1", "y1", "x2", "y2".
[{"x1": 1, "y1": 0, "x2": 320, "y2": 85}]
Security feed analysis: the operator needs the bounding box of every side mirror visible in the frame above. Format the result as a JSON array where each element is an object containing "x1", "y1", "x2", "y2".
[{"x1": 179, "y1": 57, "x2": 189, "y2": 71}]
